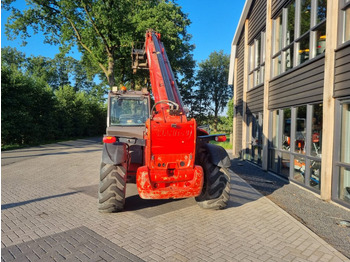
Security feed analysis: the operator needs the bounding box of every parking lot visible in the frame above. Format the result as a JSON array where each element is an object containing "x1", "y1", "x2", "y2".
[{"x1": 1, "y1": 138, "x2": 348, "y2": 261}]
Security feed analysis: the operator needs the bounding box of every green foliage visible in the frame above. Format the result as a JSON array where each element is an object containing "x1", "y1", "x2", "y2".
[
  {"x1": 2, "y1": 0, "x2": 195, "y2": 89},
  {"x1": 1, "y1": 64, "x2": 106, "y2": 147},
  {"x1": 1, "y1": 46, "x2": 98, "y2": 91},
  {"x1": 1, "y1": 66, "x2": 56, "y2": 145},
  {"x1": 194, "y1": 50, "x2": 233, "y2": 131}
]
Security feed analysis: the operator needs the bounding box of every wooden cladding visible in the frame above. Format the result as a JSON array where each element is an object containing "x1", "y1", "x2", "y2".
[
  {"x1": 334, "y1": 44, "x2": 350, "y2": 98},
  {"x1": 248, "y1": 0, "x2": 267, "y2": 43},
  {"x1": 271, "y1": 0, "x2": 291, "y2": 18},
  {"x1": 236, "y1": 30, "x2": 245, "y2": 106},
  {"x1": 247, "y1": 85, "x2": 264, "y2": 114},
  {"x1": 235, "y1": 104, "x2": 243, "y2": 156},
  {"x1": 269, "y1": 56, "x2": 325, "y2": 109}
]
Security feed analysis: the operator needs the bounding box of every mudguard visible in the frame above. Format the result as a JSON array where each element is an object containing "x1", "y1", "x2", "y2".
[
  {"x1": 204, "y1": 143, "x2": 231, "y2": 168},
  {"x1": 102, "y1": 142, "x2": 127, "y2": 165}
]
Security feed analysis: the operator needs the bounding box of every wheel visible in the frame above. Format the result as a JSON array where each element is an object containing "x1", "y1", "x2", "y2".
[
  {"x1": 195, "y1": 145, "x2": 231, "y2": 209},
  {"x1": 98, "y1": 162, "x2": 127, "y2": 212}
]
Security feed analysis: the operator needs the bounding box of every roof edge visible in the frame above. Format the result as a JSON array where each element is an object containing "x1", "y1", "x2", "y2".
[{"x1": 231, "y1": 0, "x2": 253, "y2": 47}]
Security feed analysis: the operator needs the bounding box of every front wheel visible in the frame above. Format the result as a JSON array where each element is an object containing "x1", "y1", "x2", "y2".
[
  {"x1": 195, "y1": 146, "x2": 231, "y2": 209},
  {"x1": 98, "y1": 162, "x2": 126, "y2": 213}
]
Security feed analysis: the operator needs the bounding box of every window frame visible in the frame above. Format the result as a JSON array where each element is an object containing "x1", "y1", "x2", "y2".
[
  {"x1": 248, "y1": 32, "x2": 266, "y2": 90},
  {"x1": 271, "y1": 0, "x2": 327, "y2": 77},
  {"x1": 332, "y1": 98, "x2": 350, "y2": 208},
  {"x1": 339, "y1": 0, "x2": 350, "y2": 44},
  {"x1": 268, "y1": 103, "x2": 323, "y2": 192}
]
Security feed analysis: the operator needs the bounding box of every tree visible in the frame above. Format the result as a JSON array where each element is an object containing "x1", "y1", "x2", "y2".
[
  {"x1": 1, "y1": 46, "x2": 97, "y2": 91},
  {"x1": 196, "y1": 50, "x2": 232, "y2": 131},
  {"x1": 3, "y1": 0, "x2": 195, "y2": 89}
]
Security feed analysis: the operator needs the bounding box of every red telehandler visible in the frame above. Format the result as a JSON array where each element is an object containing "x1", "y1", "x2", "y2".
[{"x1": 99, "y1": 30, "x2": 231, "y2": 212}]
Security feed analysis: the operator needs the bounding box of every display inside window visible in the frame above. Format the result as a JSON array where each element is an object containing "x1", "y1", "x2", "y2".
[
  {"x1": 311, "y1": 104, "x2": 323, "y2": 157},
  {"x1": 282, "y1": 108, "x2": 291, "y2": 151},
  {"x1": 315, "y1": 23, "x2": 326, "y2": 55},
  {"x1": 310, "y1": 161, "x2": 321, "y2": 190},
  {"x1": 295, "y1": 106, "x2": 307, "y2": 153},
  {"x1": 293, "y1": 155, "x2": 306, "y2": 183}
]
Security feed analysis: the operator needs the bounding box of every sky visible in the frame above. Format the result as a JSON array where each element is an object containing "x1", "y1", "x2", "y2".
[{"x1": 1, "y1": 0, "x2": 246, "y2": 65}]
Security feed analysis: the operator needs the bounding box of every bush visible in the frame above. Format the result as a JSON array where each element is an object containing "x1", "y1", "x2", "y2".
[{"x1": 1, "y1": 67, "x2": 106, "y2": 148}]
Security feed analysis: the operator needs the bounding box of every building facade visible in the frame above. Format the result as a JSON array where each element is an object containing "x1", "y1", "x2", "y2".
[{"x1": 229, "y1": 0, "x2": 350, "y2": 208}]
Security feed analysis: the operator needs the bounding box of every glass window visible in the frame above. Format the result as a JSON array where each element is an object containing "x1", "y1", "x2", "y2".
[
  {"x1": 272, "y1": 0, "x2": 326, "y2": 76},
  {"x1": 110, "y1": 96, "x2": 149, "y2": 126},
  {"x1": 316, "y1": 0, "x2": 327, "y2": 23},
  {"x1": 273, "y1": 55, "x2": 282, "y2": 77},
  {"x1": 339, "y1": 167, "x2": 350, "y2": 203},
  {"x1": 260, "y1": 65, "x2": 265, "y2": 84},
  {"x1": 310, "y1": 161, "x2": 321, "y2": 190},
  {"x1": 340, "y1": 103, "x2": 350, "y2": 164},
  {"x1": 248, "y1": 32, "x2": 265, "y2": 88},
  {"x1": 249, "y1": 44, "x2": 255, "y2": 72},
  {"x1": 285, "y1": 46, "x2": 294, "y2": 71},
  {"x1": 315, "y1": 23, "x2": 326, "y2": 55},
  {"x1": 300, "y1": 0, "x2": 312, "y2": 36},
  {"x1": 248, "y1": 73, "x2": 253, "y2": 90},
  {"x1": 293, "y1": 155, "x2": 306, "y2": 183},
  {"x1": 295, "y1": 106, "x2": 307, "y2": 153},
  {"x1": 269, "y1": 149, "x2": 279, "y2": 173},
  {"x1": 281, "y1": 151, "x2": 290, "y2": 177},
  {"x1": 273, "y1": 14, "x2": 283, "y2": 54},
  {"x1": 254, "y1": 69, "x2": 261, "y2": 86},
  {"x1": 286, "y1": 1, "x2": 296, "y2": 46},
  {"x1": 261, "y1": 32, "x2": 266, "y2": 63},
  {"x1": 255, "y1": 37, "x2": 261, "y2": 67},
  {"x1": 282, "y1": 108, "x2": 291, "y2": 151},
  {"x1": 311, "y1": 104, "x2": 323, "y2": 157},
  {"x1": 248, "y1": 113, "x2": 263, "y2": 165},
  {"x1": 272, "y1": 110, "x2": 280, "y2": 148},
  {"x1": 298, "y1": 34, "x2": 310, "y2": 64},
  {"x1": 344, "y1": 7, "x2": 350, "y2": 43}
]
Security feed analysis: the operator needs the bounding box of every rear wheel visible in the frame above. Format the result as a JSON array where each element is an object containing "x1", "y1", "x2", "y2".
[
  {"x1": 98, "y1": 162, "x2": 126, "y2": 213},
  {"x1": 195, "y1": 146, "x2": 231, "y2": 209}
]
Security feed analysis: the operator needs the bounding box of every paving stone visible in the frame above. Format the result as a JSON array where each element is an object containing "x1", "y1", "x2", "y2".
[{"x1": 1, "y1": 139, "x2": 349, "y2": 262}]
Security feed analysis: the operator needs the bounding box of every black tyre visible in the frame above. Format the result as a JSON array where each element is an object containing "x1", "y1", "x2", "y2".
[
  {"x1": 98, "y1": 162, "x2": 127, "y2": 213},
  {"x1": 195, "y1": 145, "x2": 231, "y2": 209}
]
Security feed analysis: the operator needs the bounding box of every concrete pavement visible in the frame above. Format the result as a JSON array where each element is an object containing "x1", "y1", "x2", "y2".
[{"x1": 1, "y1": 139, "x2": 349, "y2": 261}]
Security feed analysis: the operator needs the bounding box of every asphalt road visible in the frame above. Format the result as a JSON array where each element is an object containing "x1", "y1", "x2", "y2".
[{"x1": 1, "y1": 138, "x2": 348, "y2": 261}]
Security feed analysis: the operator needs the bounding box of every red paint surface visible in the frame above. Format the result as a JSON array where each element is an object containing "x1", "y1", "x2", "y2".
[{"x1": 135, "y1": 31, "x2": 204, "y2": 199}]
